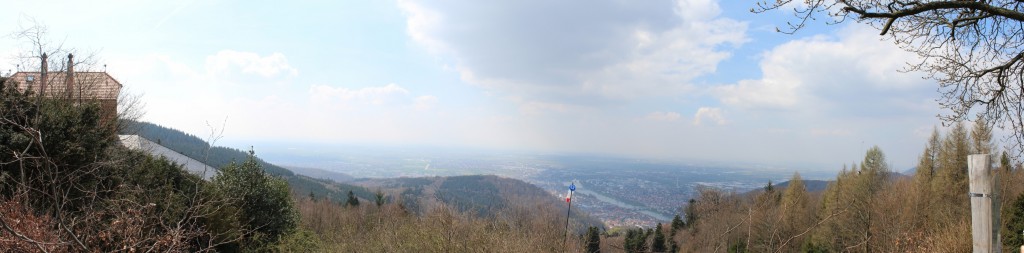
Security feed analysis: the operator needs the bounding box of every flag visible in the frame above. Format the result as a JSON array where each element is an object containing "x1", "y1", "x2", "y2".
[{"x1": 566, "y1": 190, "x2": 572, "y2": 203}]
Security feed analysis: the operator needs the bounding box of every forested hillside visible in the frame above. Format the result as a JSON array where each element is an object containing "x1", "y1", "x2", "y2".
[
  {"x1": 295, "y1": 175, "x2": 602, "y2": 252},
  {"x1": 121, "y1": 120, "x2": 376, "y2": 203},
  {"x1": 122, "y1": 120, "x2": 293, "y2": 176},
  {"x1": 361, "y1": 175, "x2": 604, "y2": 229},
  {"x1": 658, "y1": 121, "x2": 1024, "y2": 252}
]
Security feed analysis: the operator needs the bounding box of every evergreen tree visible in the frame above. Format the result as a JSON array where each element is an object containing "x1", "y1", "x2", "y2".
[
  {"x1": 780, "y1": 172, "x2": 810, "y2": 252},
  {"x1": 781, "y1": 173, "x2": 808, "y2": 213},
  {"x1": 670, "y1": 214, "x2": 684, "y2": 235},
  {"x1": 860, "y1": 146, "x2": 890, "y2": 193},
  {"x1": 815, "y1": 151, "x2": 889, "y2": 253},
  {"x1": 915, "y1": 129, "x2": 941, "y2": 189},
  {"x1": 813, "y1": 165, "x2": 847, "y2": 250},
  {"x1": 585, "y1": 226, "x2": 601, "y2": 253},
  {"x1": 212, "y1": 150, "x2": 298, "y2": 249},
  {"x1": 652, "y1": 223, "x2": 667, "y2": 252},
  {"x1": 346, "y1": 190, "x2": 360, "y2": 207},
  {"x1": 1001, "y1": 151, "x2": 1012, "y2": 172},
  {"x1": 1003, "y1": 193, "x2": 1024, "y2": 248},
  {"x1": 684, "y1": 199, "x2": 697, "y2": 229},
  {"x1": 934, "y1": 122, "x2": 971, "y2": 221},
  {"x1": 728, "y1": 240, "x2": 747, "y2": 253},
  {"x1": 374, "y1": 189, "x2": 386, "y2": 207},
  {"x1": 624, "y1": 228, "x2": 649, "y2": 253},
  {"x1": 0, "y1": 83, "x2": 118, "y2": 213},
  {"x1": 913, "y1": 128, "x2": 943, "y2": 230}
]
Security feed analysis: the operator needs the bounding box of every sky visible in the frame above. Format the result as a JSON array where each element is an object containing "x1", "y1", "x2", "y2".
[{"x1": 0, "y1": 0, "x2": 951, "y2": 171}]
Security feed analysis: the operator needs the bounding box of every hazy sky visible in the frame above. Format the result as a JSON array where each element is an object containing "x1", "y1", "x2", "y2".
[{"x1": 0, "y1": 1, "x2": 948, "y2": 170}]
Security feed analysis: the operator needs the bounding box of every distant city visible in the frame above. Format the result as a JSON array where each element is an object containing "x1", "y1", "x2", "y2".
[{"x1": 255, "y1": 144, "x2": 835, "y2": 227}]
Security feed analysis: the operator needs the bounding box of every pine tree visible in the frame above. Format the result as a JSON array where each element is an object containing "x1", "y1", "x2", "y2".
[
  {"x1": 860, "y1": 146, "x2": 890, "y2": 193},
  {"x1": 814, "y1": 150, "x2": 889, "y2": 253},
  {"x1": 780, "y1": 172, "x2": 810, "y2": 251},
  {"x1": 915, "y1": 128, "x2": 941, "y2": 197},
  {"x1": 971, "y1": 118, "x2": 994, "y2": 155},
  {"x1": 374, "y1": 189, "x2": 385, "y2": 207},
  {"x1": 212, "y1": 150, "x2": 298, "y2": 248},
  {"x1": 346, "y1": 190, "x2": 360, "y2": 207},
  {"x1": 913, "y1": 128, "x2": 942, "y2": 230},
  {"x1": 671, "y1": 214, "x2": 684, "y2": 235},
  {"x1": 624, "y1": 228, "x2": 649, "y2": 253},
  {"x1": 652, "y1": 223, "x2": 667, "y2": 252},
  {"x1": 585, "y1": 226, "x2": 601, "y2": 253},
  {"x1": 684, "y1": 199, "x2": 697, "y2": 229},
  {"x1": 934, "y1": 122, "x2": 971, "y2": 220},
  {"x1": 781, "y1": 172, "x2": 808, "y2": 213},
  {"x1": 1001, "y1": 151, "x2": 1012, "y2": 172},
  {"x1": 1003, "y1": 193, "x2": 1024, "y2": 247}
]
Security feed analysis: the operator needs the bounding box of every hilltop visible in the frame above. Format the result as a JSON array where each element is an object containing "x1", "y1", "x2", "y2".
[{"x1": 358, "y1": 175, "x2": 604, "y2": 229}]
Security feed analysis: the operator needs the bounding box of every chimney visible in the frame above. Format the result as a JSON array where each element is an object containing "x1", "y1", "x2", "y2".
[
  {"x1": 67, "y1": 53, "x2": 74, "y2": 99},
  {"x1": 40, "y1": 53, "x2": 47, "y2": 95}
]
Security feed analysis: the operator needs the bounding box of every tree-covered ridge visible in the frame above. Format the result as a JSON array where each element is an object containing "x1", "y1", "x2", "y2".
[
  {"x1": 121, "y1": 120, "x2": 375, "y2": 203},
  {"x1": 368, "y1": 175, "x2": 604, "y2": 229},
  {"x1": 436, "y1": 175, "x2": 506, "y2": 216},
  {"x1": 666, "y1": 121, "x2": 1024, "y2": 252},
  {"x1": 122, "y1": 120, "x2": 292, "y2": 176}
]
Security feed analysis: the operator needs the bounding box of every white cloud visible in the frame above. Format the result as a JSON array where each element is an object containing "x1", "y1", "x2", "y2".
[
  {"x1": 397, "y1": 0, "x2": 445, "y2": 54},
  {"x1": 714, "y1": 25, "x2": 930, "y2": 115},
  {"x1": 399, "y1": 0, "x2": 747, "y2": 103},
  {"x1": 693, "y1": 107, "x2": 726, "y2": 126},
  {"x1": 310, "y1": 83, "x2": 412, "y2": 107},
  {"x1": 645, "y1": 111, "x2": 682, "y2": 122},
  {"x1": 518, "y1": 100, "x2": 577, "y2": 115},
  {"x1": 205, "y1": 50, "x2": 298, "y2": 79},
  {"x1": 714, "y1": 78, "x2": 799, "y2": 109},
  {"x1": 414, "y1": 95, "x2": 438, "y2": 111}
]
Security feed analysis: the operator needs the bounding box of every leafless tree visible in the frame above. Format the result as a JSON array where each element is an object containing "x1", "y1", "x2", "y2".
[
  {"x1": 9, "y1": 16, "x2": 99, "y2": 74},
  {"x1": 754, "y1": 0, "x2": 1024, "y2": 154}
]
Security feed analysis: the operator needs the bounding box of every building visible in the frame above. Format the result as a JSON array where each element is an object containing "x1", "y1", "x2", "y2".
[
  {"x1": 5, "y1": 53, "x2": 122, "y2": 123},
  {"x1": 119, "y1": 135, "x2": 218, "y2": 180}
]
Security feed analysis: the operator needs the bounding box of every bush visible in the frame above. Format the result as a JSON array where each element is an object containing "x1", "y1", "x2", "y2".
[{"x1": 212, "y1": 150, "x2": 298, "y2": 249}]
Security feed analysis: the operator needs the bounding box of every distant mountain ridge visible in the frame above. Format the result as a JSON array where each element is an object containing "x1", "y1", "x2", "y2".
[{"x1": 285, "y1": 166, "x2": 354, "y2": 183}]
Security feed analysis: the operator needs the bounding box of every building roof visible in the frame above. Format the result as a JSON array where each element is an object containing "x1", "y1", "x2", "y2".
[
  {"x1": 7, "y1": 71, "x2": 122, "y2": 100},
  {"x1": 119, "y1": 135, "x2": 218, "y2": 180}
]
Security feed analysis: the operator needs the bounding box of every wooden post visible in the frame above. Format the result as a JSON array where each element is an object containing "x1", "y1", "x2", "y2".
[{"x1": 969, "y1": 154, "x2": 1000, "y2": 253}]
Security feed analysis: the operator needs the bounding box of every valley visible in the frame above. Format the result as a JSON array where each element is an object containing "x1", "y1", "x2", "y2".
[{"x1": 257, "y1": 144, "x2": 835, "y2": 227}]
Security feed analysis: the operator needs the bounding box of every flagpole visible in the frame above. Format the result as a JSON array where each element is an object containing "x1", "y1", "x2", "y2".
[{"x1": 563, "y1": 182, "x2": 576, "y2": 250}]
